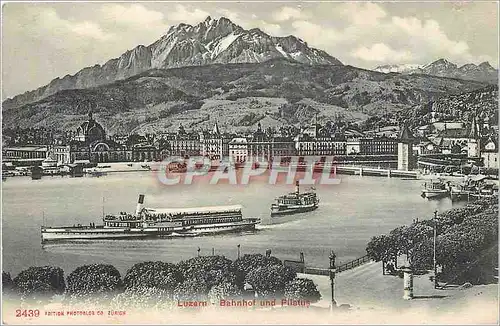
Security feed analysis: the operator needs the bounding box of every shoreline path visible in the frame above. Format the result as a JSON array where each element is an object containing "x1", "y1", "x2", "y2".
[{"x1": 299, "y1": 260, "x2": 498, "y2": 324}]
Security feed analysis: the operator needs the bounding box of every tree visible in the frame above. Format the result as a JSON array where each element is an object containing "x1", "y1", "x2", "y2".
[
  {"x1": 284, "y1": 278, "x2": 321, "y2": 303},
  {"x1": 232, "y1": 254, "x2": 283, "y2": 285},
  {"x1": 366, "y1": 235, "x2": 397, "y2": 274},
  {"x1": 2, "y1": 271, "x2": 14, "y2": 293},
  {"x1": 123, "y1": 261, "x2": 182, "y2": 295},
  {"x1": 177, "y1": 255, "x2": 236, "y2": 289},
  {"x1": 390, "y1": 223, "x2": 433, "y2": 269},
  {"x1": 110, "y1": 287, "x2": 173, "y2": 311},
  {"x1": 173, "y1": 278, "x2": 211, "y2": 301},
  {"x1": 410, "y1": 238, "x2": 434, "y2": 272},
  {"x1": 438, "y1": 205, "x2": 486, "y2": 231},
  {"x1": 437, "y1": 210, "x2": 498, "y2": 284},
  {"x1": 13, "y1": 266, "x2": 65, "y2": 301},
  {"x1": 245, "y1": 265, "x2": 297, "y2": 299},
  {"x1": 208, "y1": 281, "x2": 242, "y2": 304},
  {"x1": 66, "y1": 264, "x2": 122, "y2": 298}
]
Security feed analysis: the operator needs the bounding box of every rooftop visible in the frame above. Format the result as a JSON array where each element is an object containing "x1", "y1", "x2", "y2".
[
  {"x1": 3, "y1": 146, "x2": 47, "y2": 151},
  {"x1": 438, "y1": 128, "x2": 469, "y2": 139},
  {"x1": 145, "y1": 205, "x2": 243, "y2": 215}
]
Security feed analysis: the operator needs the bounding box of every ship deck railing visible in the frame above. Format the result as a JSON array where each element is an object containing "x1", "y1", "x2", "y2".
[
  {"x1": 42, "y1": 225, "x2": 107, "y2": 230},
  {"x1": 149, "y1": 212, "x2": 243, "y2": 221}
]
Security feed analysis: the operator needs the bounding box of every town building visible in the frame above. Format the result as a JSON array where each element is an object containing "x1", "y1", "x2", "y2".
[
  {"x1": 69, "y1": 111, "x2": 133, "y2": 163},
  {"x1": 481, "y1": 136, "x2": 498, "y2": 169},
  {"x1": 359, "y1": 137, "x2": 397, "y2": 155},
  {"x1": 169, "y1": 124, "x2": 201, "y2": 157},
  {"x1": 50, "y1": 145, "x2": 71, "y2": 164},
  {"x1": 200, "y1": 123, "x2": 224, "y2": 160},
  {"x1": 315, "y1": 127, "x2": 346, "y2": 156},
  {"x1": 416, "y1": 138, "x2": 441, "y2": 156},
  {"x1": 467, "y1": 116, "x2": 481, "y2": 158},
  {"x1": 271, "y1": 136, "x2": 296, "y2": 158},
  {"x1": 247, "y1": 122, "x2": 272, "y2": 161},
  {"x1": 294, "y1": 133, "x2": 315, "y2": 156},
  {"x1": 2, "y1": 146, "x2": 48, "y2": 166},
  {"x1": 346, "y1": 138, "x2": 360, "y2": 155},
  {"x1": 294, "y1": 120, "x2": 347, "y2": 156},
  {"x1": 132, "y1": 143, "x2": 157, "y2": 162},
  {"x1": 431, "y1": 121, "x2": 465, "y2": 132},
  {"x1": 228, "y1": 138, "x2": 248, "y2": 163}
]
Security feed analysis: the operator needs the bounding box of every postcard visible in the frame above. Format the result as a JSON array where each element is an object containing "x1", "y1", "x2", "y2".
[{"x1": 1, "y1": 1, "x2": 498, "y2": 324}]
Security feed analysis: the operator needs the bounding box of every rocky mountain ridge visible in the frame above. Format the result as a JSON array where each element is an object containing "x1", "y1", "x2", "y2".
[
  {"x1": 3, "y1": 16, "x2": 341, "y2": 110},
  {"x1": 374, "y1": 59, "x2": 498, "y2": 83},
  {"x1": 2, "y1": 59, "x2": 489, "y2": 135}
]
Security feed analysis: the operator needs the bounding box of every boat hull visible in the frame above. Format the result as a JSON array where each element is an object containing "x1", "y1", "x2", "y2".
[
  {"x1": 469, "y1": 193, "x2": 497, "y2": 200},
  {"x1": 271, "y1": 204, "x2": 318, "y2": 217},
  {"x1": 41, "y1": 220, "x2": 259, "y2": 243},
  {"x1": 189, "y1": 220, "x2": 259, "y2": 234},
  {"x1": 450, "y1": 190, "x2": 472, "y2": 201},
  {"x1": 421, "y1": 190, "x2": 449, "y2": 199}
]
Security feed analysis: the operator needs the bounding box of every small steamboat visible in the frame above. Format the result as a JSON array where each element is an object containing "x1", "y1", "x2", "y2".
[
  {"x1": 41, "y1": 195, "x2": 260, "y2": 243},
  {"x1": 421, "y1": 180, "x2": 450, "y2": 199},
  {"x1": 271, "y1": 181, "x2": 319, "y2": 217}
]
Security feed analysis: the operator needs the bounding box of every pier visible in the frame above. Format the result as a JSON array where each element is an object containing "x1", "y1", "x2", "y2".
[
  {"x1": 335, "y1": 166, "x2": 418, "y2": 179},
  {"x1": 284, "y1": 253, "x2": 373, "y2": 276}
]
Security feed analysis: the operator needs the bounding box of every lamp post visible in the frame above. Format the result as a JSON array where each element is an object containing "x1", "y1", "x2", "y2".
[
  {"x1": 433, "y1": 210, "x2": 438, "y2": 289},
  {"x1": 329, "y1": 250, "x2": 337, "y2": 309}
]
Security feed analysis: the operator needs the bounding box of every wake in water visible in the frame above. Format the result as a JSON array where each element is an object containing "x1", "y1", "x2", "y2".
[{"x1": 258, "y1": 218, "x2": 306, "y2": 229}]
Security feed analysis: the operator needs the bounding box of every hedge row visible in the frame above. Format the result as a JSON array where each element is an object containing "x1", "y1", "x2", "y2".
[{"x1": 2, "y1": 254, "x2": 321, "y2": 305}]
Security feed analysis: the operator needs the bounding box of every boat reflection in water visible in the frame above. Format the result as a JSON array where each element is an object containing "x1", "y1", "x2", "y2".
[{"x1": 41, "y1": 194, "x2": 260, "y2": 243}]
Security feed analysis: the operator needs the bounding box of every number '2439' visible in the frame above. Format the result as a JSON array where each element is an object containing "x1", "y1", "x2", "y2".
[{"x1": 16, "y1": 309, "x2": 40, "y2": 317}]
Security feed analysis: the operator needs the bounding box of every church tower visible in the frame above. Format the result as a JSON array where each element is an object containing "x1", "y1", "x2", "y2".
[
  {"x1": 467, "y1": 115, "x2": 481, "y2": 158},
  {"x1": 178, "y1": 123, "x2": 186, "y2": 135},
  {"x1": 212, "y1": 121, "x2": 220, "y2": 135},
  {"x1": 397, "y1": 124, "x2": 415, "y2": 171}
]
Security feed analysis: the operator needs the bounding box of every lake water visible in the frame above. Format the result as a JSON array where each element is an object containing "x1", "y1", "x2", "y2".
[{"x1": 2, "y1": 172, "x2": 462, "y2": 276}]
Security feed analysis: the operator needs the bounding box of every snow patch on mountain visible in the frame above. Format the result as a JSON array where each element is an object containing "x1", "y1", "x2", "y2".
[
  {"x1": 373, "y1": 59, "x2": 497, "y2": 83},
  {"x1": 151, "y1": 36, "x2": 178, "y2": 68},
  {"x1": 275, "y1": 44, "x2": 289, "y2": 58},
  {"x1": 211, "y1": 32, "x2": 241, "y2": 59},
  {"x1": 373, "y1": 63, "x2": 423, "y2": 73}
]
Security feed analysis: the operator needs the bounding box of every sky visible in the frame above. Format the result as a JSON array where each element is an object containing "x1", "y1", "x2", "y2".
[{"x1": 2, "y1": 1, "x2": 499, "y2": 99}]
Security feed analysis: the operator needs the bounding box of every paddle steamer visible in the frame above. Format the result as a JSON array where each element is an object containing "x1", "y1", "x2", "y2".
[{"x1": 41, "y1": 195, "x2": 260, "y2": 242}]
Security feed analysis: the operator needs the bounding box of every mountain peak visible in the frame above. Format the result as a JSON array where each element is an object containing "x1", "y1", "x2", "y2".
[
  {"x1": 479, "y1": 61, "x2": 494, "y2": 70},
  {"x1": 426, "y1": 58, "x2": 457, "y2": 68},
  {"x1": 138, "y1": 16, "x2": 342, "y2": 68},
  {"x1": 3, "y1": 16, "x2": 343, "y2": 108},
  {"x1": 373, "y1": 58, "x2": 497, "y2": 84},
  {"x1": 435, "y1": 58, "x2": 450, "y2": 64}
]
